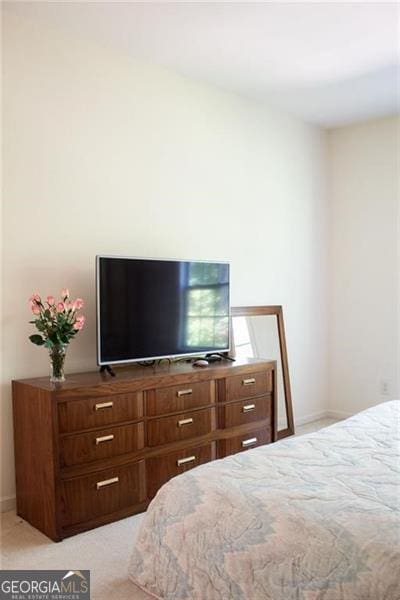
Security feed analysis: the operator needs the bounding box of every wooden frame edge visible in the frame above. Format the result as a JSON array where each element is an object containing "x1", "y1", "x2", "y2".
[{"x1": 231, "y1": 305, "x2": 295, "y2": 439}]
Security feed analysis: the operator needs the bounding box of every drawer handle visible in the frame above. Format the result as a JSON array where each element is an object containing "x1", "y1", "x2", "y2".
[
  {"x1": 178, "y1": 417, "x2": 194, "y2": 427},
  {"x1": 177, "y1": 389, "x2": 193, "y2": 397},
  {"x1": 242, "y1": 404, "x2": 256, "y2": 413},
  {"x1": 95, "y1": 434, "x2": 114, "y2": 445},
  {"x1": 96, "y1": 476, "x2": 119, "y2": 490},
  {"x1": 95, "y1": 401, "x2": 113, "y2": 411},
  {"x1": 242, "y1": 437, "x2": 257, "y2": 448},
  {"x1": 242, "y1": 378, "x2": 256, "y2": 386},
  {"x1": 177, "y1": 455, "x2": 196, "y2": 466}
]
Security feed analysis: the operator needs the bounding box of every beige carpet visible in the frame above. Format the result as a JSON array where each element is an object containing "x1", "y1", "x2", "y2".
[{"x1": 0, "y1": 510, "x2": 148, "y2": 599}]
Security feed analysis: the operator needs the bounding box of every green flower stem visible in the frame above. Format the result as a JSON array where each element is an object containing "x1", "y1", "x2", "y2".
[{"x1": 49, "y1": 344, "x2": 67, "y2": 382}]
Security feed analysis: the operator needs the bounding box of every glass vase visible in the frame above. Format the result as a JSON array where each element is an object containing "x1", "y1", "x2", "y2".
[{"x1": 49, "y1": 344, "x2": 66, "y2": 383}]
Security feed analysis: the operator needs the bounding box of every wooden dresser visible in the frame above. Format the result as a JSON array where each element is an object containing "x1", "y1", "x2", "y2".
[{"x1": 12, "y1": 358, "x2": 276, "y2": 541}]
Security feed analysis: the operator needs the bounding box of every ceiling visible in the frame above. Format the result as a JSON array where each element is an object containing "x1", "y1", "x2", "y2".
[{"x1": 5, "y1": 1, "x2": 400, "y2": 127}]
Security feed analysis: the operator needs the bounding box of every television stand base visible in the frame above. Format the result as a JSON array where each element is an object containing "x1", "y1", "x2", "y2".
[
  {"x1": 206, "y1": 352, "x2": 236, "y2": 362},
  {"x1": 99, "y1": 364, "x2": 116, "y2": 377}
]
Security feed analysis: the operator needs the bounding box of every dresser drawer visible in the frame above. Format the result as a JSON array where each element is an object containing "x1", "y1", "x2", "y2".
[
  {"x1": 58, "y1": 393, "x2": 143, "y2": 433},
  {"x1": 147, "y1": 407, "x2": 215, "y2": 447},
  {"x1": 226, "y1": 371, "x2": 272, "y2": 401},
  {"x1": 147, "y1": 381, "x2": 214, "y2": 417},
  {"x1": 59, "y1": 422, "x2": 145, "y2": 468},
  {"x1": 221, "y1": 395, "x2": 271, "y2": 429},
  {"x1": 218, "y1": 427, "x2": 271, "y2": 458},
  {"x1": 147, "y1": 443, "x2": 215, "y2": 498},
  {"x1": 60, "y1": 461, "x2": 146, "y2": 527}
]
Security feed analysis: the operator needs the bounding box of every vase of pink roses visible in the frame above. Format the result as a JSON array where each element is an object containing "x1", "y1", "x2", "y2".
[{"x1": 29, "y1": 289, "x2": 85, "y2": 383}]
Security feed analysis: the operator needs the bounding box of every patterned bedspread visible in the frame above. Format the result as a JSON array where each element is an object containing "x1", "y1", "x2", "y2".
[{"x1": 129, "y1": 401, "x2": 400, "y2": 599}]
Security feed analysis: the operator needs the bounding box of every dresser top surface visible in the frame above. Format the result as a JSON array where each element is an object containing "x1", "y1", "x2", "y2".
[{"x1": 13, "y1": 357, "x2": 276, "y2": 392}]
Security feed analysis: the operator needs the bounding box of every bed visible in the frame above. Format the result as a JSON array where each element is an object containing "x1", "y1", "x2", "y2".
[{"x1": 129, "y1": 400, "x2": 400, "y2": 599}]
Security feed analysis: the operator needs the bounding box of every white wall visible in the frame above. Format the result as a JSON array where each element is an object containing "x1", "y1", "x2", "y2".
[
  {"x1": 1, "y1": 11, "x2": 329, "y2": 509},
  {"x1": 328, "y1": 116, "x2": 400, "y2": 417}
]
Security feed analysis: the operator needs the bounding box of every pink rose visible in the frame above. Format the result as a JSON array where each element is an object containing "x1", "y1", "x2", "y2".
[
  {"x1": 61, "y1": 288, "x2": 69, "y2": 299},
  {"x1": 46, "y1": 295, "x2": 55, "y2": 305},
  {"x1": 29, "y1": 293, "x2": 41, "y2": 302},
  {"x1": 74, "y1": 315, "x2": 85, "y2": 330},
  {"x1": 31, "y1": 303, "x2": 40, "y2": 315},
  {"x1": 74, "y1": 298, "x2": 84, "y2": 310},
  {"x1": 57, "y1": 302, "x2": 65, "y2": 312}
]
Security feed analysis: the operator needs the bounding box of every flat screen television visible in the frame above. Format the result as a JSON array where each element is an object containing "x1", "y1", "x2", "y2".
[{"x1": 96, "y1": 256, "x2": 230, "y2": 365}]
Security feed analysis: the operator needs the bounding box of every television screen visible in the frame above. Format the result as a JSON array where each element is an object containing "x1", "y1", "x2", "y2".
[{"x1": 96, "y1": 256, "x2": 230, "y2": 365}]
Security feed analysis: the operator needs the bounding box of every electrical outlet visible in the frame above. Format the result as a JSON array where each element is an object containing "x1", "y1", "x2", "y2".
[{"x1": 380, "y1": 379, "x2": 390, "y2": 396}]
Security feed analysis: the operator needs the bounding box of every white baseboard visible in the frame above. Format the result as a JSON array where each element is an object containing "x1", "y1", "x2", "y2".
[
  {"x1": 294, "y1": 408, "x2": 352, "y2": 428},
  {"x1": 1, "y1": 495, "x2": 16, "y2": 513},
  {"x1": 294, "y1": 410, "x2": 330, "y2": 427},
  {"x1": 326, "y1": 409, "x2": 352, "y2": 420}
]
